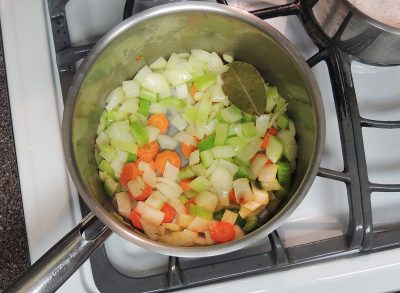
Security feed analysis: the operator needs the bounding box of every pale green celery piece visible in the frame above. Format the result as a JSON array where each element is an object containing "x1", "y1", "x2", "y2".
[
  {"x1": 214, "y1": 122, "x2": 229, "y2": 146},
  {"x1": 200, "y1": 150, "x2": 214, "y2": 168},
  {"x1": 236, "y1": 137, "x2": 262, "y2": 162},
  {"x1": 189, "y1": 176, "x2": 211, "y2": 193},
  {"x1": 241, "y1": 122, "x2": 258, "y2": 138},
  {"x1": 99, "y1": 144, "x2": 116, "y2": 163}
]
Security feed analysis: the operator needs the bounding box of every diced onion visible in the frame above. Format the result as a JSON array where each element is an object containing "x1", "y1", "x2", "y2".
[
  {"x1": 150, "y1": 57, "x2": 168, "y2": 70},
  {"x1": 256, "y1": 114, "x2": 271, "y2": 137},
  {"x1": 188, "y1": 217, "x2": 211, "y2": 232},
  {"x1": 133, "y1": 65, "x2": 152, "y2": 84},
  {"x1": 177, "y1": 214, "x2": 194, "y2": 228},
  {"x1": 145, "y1": 194, "x2": 165, "y2": 209},
  {"x1": 195, "y1": 191, "x2": 218, "y2": 212},
  {"x1": 191, "y1": 49, "x2": 210, "y2": 63},
  {"x1": 218, "y1": 159, "x2": 239, "y2": 176},
  {"x1": 119, "y1": 99, "x2": 139, "y2": 114},
  {"x1": 174, "y1": 131, "x2": 196, "y2": 146},
  {"x1": 221, "y1": 210, "x2": 238, "y2": 225},
  {"x1": 122, "y1": 80, "x2": 140, "y2": 98},
  {"x1": 169, "y1": 111, "x2": 188, "y2": 131},
  {"x1": 164, "y1": 68, "x2": 192, "y2": 86},
  {"x1": 176, "y1": 83, "x2": 189, "y2": 99},
  {"x1": 156, "y1": 177, "x2": 183, "y2": 194},
  {"x1": 143, "y1": 166, "x2": 157, "y2": 187},
  {"x1": 209, "y1": 166, "x2": 232, "y2": 206},
  {"x1": 157, "y1": 134, "x2": 178, "y2": 150},
  {"x1": 136, "y1": 202, "x2": 165, "y2": 226},
  {"x1": 223, "y1": 54, "x2": 234, "y2": 63},
  {"x1": 140, "y1": 220, "x2": 160, "y2": 240},
  {"x1": 251, "y1": 183, "x2": 270, "y2": 204},
  {"x1": 105, "y1": 87, "x2": 124, "y2": 111},
  {"x1": 189, "y1": 149, "x2": 200, "y2": 166},
  {"x1": 250, "y1": 154, "x2": 268, "y2": 177},
  {"x1": 205, "y1": 119, "x2": 217, "y2": 136},
  {"x1": 149, "y1": 103, "x2": 167, "y2": 114},
  {"x1": 128, "y1": 177, "x2": 145, "y2": 197},
  {"x1": 258, "y1": 164, "x2": 278, "y2": 183},
  {"x1": 233, "y1": 178, "x2": 254, "y2": 203},
  {"x1": 145, "y1": 126, "x2": 160, "y2": 142},
  {"x1": 163, "y1": 161, "x2": 179, "y2": 182},
  {"x1": 243, "y1": 201, "x2": 262, "y2": 211},
  {"x1": 162, "y1": 223, "x2": 181, "y2": 231},
  {"x1": 141, "y1": 73, "x2": 170, "y2": 94},
  {"x1": 115, "y1": 192, "x2": 131, "y2": 219}
]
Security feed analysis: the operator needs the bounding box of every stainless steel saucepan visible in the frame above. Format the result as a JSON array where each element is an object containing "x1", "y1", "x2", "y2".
[
  {"x1": 312, "y1": 0, "x2": 400, "y2": 65},
  {"x1": 8, "y1": 2, "x2": 325, "y2": 292}
]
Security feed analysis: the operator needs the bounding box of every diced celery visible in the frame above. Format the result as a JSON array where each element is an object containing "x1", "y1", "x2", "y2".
[
  {"x1": 189, "y1": 205, "x2": 213, "y2": 220},
  {"x1": 234, "y1": 164, "x2": 256, "y2": 181},
  {"x1": 110, "y1": 138, "x2": 138, "y2": 154},
  {"x1": 265, "y1": 86, "x2": 279, "y2": 113},
  {"x1": 266, "y1": 136, "x2": 284, "y2": 163},
  {"x1": 210, "y1": 146, "x2": 236, "y2": 159},
  {"x1": 96, "y1": 131, "x2": 109, "y2": 148},
  {"x1": 277, "y1": 160, "x2": 291, "y2": 187},
  {"x1": 179, "y1": 195, "x2": 188, "y2": 204},
  {"x1": 214, "y1": 122, "x2": 228, "y2": 146},
  {"x1": 159, "y1": 97, "x2": 185, "y2": 109},
  {"x1": 138, "y1": 99, "x2": 151, "y2": 117},
  {"x1": 200, "y1": 150, "x2": 214, "y2": 168},
  {"x1": 191, "y1": 164, "x2": 206, "y2": 177},
  {"x1": 183, "y1": 105, "x2": 198, "y2": 124},
  {"x1": 99, "y1": 144, "x2": 116, "y2": 163},
  {"x1": 95, "y1": 149, "x2": 102, "y2": 165},
  {"x1": 226, "y1": 136, "x2": 247, "y2": 152},
  {"x1": 233, "y1": 156, "x2": 250, "y2": 167},
  {"x1": 185, "y1": 190, "x2": 198, "y2": 199},
  {"x1": 242, "y1": 215, "x2": 258, "y2": 233},
  {"x1": 98, "y1": 170, "x2": 107, "y2": 181},
  {"x1": 196, "y1": 99, "x2": 212, "y2": 124},
  {"x1": 130, "y1": 121, "x2": 149, "y2": 146},
  {"x1": 193, "y1": 72, "x2": 217, "y2": 91},
  {"x1": 277, "y1": 114, "x2": 289, "y2": 129},
  {"x1": 103, "y1": 176, "x2": 118, "y2": 197},
  {"x1": 127, "y1": 152, "x2": 137, "y2": 163},
  {"x1": 242, "y1": 112, "x2": 256, "y2": 122},
  {"x1": 179, "y1": 166, "x2": 196, "y2": 179},
  {"x1": 236, "y1": 137, "x2": 262, "y2": 162},
  {"x1": 140, "y1": 87, "x2": 158, "y2": 102},
  {"x1": 288, "y1": 119, "x2": 296, "y2": 137},
  {"x1": 189, "y1": 176, "x2": 211, "y2": 192},
  {"x1": 198, "y1": 134, "x2": 215, "y2": 151},
  {"x1": 276, "y1": 129, "x2": 298, "y2": 163},
  {"x1": 241, "y1": 122, "x2": 258, "y2": 138},
  {"x1": 98, "y1": 160, "x2": 116, "y2": 180}
]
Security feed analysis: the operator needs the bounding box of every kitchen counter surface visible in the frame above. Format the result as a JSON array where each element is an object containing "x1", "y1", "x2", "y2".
[{"x1": 0, "y1": 34, "x2": 30, "y2": 291}]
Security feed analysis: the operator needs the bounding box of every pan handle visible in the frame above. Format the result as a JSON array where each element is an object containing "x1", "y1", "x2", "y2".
[{"x1": 7, "y1": 212, "x2": 111, "y2": 293}]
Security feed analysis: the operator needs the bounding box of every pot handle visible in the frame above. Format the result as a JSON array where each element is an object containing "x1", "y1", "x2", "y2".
[{"x1": 7, "y1": 212, "x2": 111, "y2": 293}]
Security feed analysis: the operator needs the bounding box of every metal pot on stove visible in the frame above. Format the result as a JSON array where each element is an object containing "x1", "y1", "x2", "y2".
[
  {"x1": 312, "y1": 0, "x2": 400, "y2": 66},
  {"x1": 9, "y1": 2, "x2": 325, "y2": 292}
]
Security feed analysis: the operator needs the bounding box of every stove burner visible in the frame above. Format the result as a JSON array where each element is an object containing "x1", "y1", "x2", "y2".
[{"x1": 47, "y1": 0, "x2": 400, "y2": 291}]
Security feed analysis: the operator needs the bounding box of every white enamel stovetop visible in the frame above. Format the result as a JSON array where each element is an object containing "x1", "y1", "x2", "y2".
[{"x1": 1, "y1": 0, "x2": 400, "y2": 292}]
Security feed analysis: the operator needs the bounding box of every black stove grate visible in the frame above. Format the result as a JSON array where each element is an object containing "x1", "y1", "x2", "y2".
[{"x1": 47, "y1": 0, "x2": 400, "y2": 291}]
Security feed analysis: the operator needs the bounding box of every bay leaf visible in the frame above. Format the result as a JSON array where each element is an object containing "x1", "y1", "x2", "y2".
[{"x1": 221, "y1": 61, "x2": 266, "y2": 116}]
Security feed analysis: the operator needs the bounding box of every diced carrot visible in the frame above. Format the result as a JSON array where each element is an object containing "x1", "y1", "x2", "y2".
[
  {"x1": 128, "y1": 181, "x2": 152, "y2": 201},
  {"x1": 161, "y1": 203, "x2": 176, "y2": 223},
  {"x1": 210, "y1": 221, "x2": 235, "y2": 243},
  {"x1": 180, "y1": 179, "x2": 192, "y2": 191},
  {"x1": 266, "y1": 159, "x2": 273, "y2": 165},
  {"x1": 136, "y1": 158, "x2": 156, "y2": 175},
  {"x1": 155, "y1": 150, "x2": 181, "y2": 174},
  {"x1": 260, "y1": 134, "x2": 270, "y2": 150},
  {"x1": 190, "y1": 83, "x2": 197, "y2": 97},
  {"x1": 185, "y1": 198, "x2": 196, "y2": 214},
  {"x1": 135, "y1": 55, "x2": 143, "y2": 62},
  {"x1": 120, "y1": 163, "x2": 139, "y2": 188},
  {"x1": 181, "y1": 143, "x2": 197, "y2": 159},
  {"x1": 130, "y1": 208, "x2": 142, "y2": 230},
  {"x1": 268, "y1": 127, "x2": 278, "y2": 136},
  {"x1": 148, "y1": 113, "x2": 169, "y2": 134},
  {"x1": 138, "y1": 141, "x2": 159, "y2": 162}
]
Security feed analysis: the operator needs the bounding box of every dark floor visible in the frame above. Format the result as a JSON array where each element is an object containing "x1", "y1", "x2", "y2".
[{"x1": 0, "y1": 30, "x2": 31, "y2": 291}]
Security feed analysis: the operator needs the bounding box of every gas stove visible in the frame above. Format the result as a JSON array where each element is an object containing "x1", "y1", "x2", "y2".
[{"x1": 1, "y1": 0, "x2": 400, "y2": 292}]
